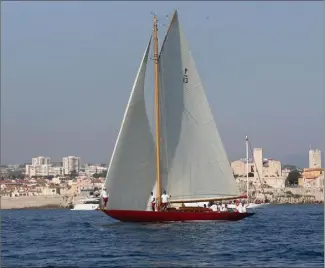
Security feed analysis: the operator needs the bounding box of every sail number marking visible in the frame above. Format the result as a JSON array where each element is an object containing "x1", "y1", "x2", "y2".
[{"x1": 183, "y1": 68, "x2": 188, "y2": 84}]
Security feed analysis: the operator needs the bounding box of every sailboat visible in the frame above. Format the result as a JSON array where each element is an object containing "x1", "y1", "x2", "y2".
[{"x1": 100, "y1": 10, "x2": 255, "y2": 222}]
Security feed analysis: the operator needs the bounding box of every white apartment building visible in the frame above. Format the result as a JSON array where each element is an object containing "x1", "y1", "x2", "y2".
[
  {"x1": 26, "y1": 156, "x2": 64, "y2": 177},
  {"x1": 63, "y1": 156, "x2": 80, "y2": 175},
  {"x1": 32, "y1": 156, "x2": 50, "y2": 166},
  {"x1": 25, "y1": 155, "x2": 81, "y2": 177},
  {"x1": 309, "y1": 149, "x2": 322, "y2": 169},
  {"x1": 49, "y1": 166, "x2": 64, "y2": 176},
  {"x1": 26, "y1": 164, "x2": 50, "y2": 177},
  {"x1": 26, "y1": 156, "x2": 51, "y2": 177}
]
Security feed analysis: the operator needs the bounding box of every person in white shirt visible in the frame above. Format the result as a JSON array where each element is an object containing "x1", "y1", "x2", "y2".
[
  {"x1": 221, "y1": 203, "x2": 226, "y2": 212},
  {"x1": 241, "y1": 203, "x2": 247, "y2": 213},
  {"x1": 237, "y1": 202, "x2": 243, "y2": 213},
  {"x1": 101, "y1": 188, "x2": 109, "y2": 208},
  {"x1": 161, "y1": 190, "x2": 171, "y2": 211},
  {"x1": 150, "y1": 192, "x2": 156, "y2": 211},
  {"x1": 210, "y1": 203, "x2": 218, "y2": 211},
  {"x1": 224, "y1": 203, "x2": 228, "y2": 212},
  {"x1": 93, "y1": 190, "x2": 100, "y2": 197}
]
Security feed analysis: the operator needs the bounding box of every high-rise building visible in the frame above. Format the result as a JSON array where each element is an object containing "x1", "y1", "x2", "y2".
[
  {"x1": 31, "y1": 156, "x2": 50, "y2": 166},
  {"x1": 309, "y1": 149, "x2": 322, "y2": 168},
  {"x1": 26, "y1": 156, "x2": 51, "y2": 177},
  {"x1": 63, "y1": 156, "x2": 80, "y2": 175}
]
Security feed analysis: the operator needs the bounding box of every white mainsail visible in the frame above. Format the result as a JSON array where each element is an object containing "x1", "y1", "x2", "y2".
[
  {"x1": 158, "y1": 11, "x2": 240, "y2": 202},
  {"x1": 103, "y1": 38, "x2": 156, "y2": 210}
]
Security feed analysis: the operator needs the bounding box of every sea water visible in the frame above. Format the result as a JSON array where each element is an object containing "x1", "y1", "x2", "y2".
[{"x1": 2, "y1": 204, "x2": 324, "y2": 267}]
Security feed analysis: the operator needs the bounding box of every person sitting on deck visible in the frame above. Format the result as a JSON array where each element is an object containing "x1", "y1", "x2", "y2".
[
  {"x1": 161, "y1": 190, "x2": 171, "y2": 211},
  {"x1": 224, "y1": 203, "x2": 228, "y2": 212},
  {"x1": 100, "y1": 187, "x2": 109, "y2": 208},
  {"x1": 150, "y1": 192, "x2": 156, "y2": 212}
]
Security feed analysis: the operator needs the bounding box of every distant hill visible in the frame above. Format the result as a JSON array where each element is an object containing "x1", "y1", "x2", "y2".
[
  {"x1": 282, "y1": 151, "x2": 324, "y2": 169},
  {"x1": 281, "y1": 153, "x2": 308, "y2": 169},
  {"x1": 282, "y1": 164, "x2": 301, "y2": 170}
]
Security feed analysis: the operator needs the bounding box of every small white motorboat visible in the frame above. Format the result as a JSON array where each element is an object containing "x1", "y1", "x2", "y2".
[
  {"x1": 227, "y1": 202, "x2": 270, "y2": 210},
  {"x1": 247, "y1": 202, "x2": 270, "y2": 209},
  {"x1": 70, "y1": 197, "x2": 100, "y2": 211}
]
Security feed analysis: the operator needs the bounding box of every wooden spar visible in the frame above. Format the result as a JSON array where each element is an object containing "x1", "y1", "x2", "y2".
[
  {"x1": 169, "y1": 195, "x2": 248, "y2": 204},
  {"x1": 153, "y1": 16, "x2": 162, "y2": 206},
  {"x1": 153, "y1": 10, "x2": 177, "y2": 208}
]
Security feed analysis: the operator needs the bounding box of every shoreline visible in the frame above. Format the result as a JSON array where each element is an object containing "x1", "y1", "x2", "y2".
[{"x1": 5, "y1": 204, "x2": 68, "y2": 210}]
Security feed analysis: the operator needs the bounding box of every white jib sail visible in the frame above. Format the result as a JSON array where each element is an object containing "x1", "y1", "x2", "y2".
[
  {"x1": 103, "y1": 38, "x2": 157, "y2": 210},
  {"x1": 158, "y1": 11, "x2": 240, "y2": 202}
]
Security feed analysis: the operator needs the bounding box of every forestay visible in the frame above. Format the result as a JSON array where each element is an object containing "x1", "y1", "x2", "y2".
[
  {"x1": 158, "y1": 12, "x2": 240, "y2": 202},
  {"x1": 104, "y1": 39, "x2": 156, "y2": 210}
]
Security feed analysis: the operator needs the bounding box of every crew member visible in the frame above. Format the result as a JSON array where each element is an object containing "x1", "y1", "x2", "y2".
[
  {"x1": 101, "y1": 187, "x2": 109, "y2": 208},
  {"x1": 150, "y1": 192, "x2": 156, "y2": 211},
  {"x1": 161, "y1": 190, "x2": 171, "y2": 211}
]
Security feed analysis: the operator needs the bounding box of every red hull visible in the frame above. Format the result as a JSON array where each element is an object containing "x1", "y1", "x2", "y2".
[{"x1": 101, "y1": 209, "x2": 255, "y2": 223}]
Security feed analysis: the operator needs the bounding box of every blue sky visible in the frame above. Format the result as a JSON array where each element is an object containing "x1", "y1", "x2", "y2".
[{"x1": 1, "y1": 1, "x2": 324, "y2": 167}]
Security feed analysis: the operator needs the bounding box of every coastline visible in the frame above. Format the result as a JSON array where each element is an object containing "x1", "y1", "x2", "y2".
[
  {"x1": 7, "y1": 204, "x2": 67, "y2": 210},
  {"x1": 1, "y1": 195, "x2": 64, "y2": 210}
]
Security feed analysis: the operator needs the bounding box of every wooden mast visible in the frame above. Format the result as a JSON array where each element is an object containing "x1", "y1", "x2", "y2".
[{"x1": 153, "y1": 15, "x2": 162, "y2": 207}]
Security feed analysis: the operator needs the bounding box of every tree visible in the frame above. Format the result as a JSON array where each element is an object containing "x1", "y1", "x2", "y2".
[
  {"x1": 92, "y1": 170, "x2": 107, "y2": 178},
  {"x1": 286, "y1": 169, "x2": 302, "y2": 185},
  {"x1": 8, "y1": 170, "x2": 24, "y2": 179}
]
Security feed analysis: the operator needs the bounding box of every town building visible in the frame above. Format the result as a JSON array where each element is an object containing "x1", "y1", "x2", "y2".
[
  {"x1": 299, "y1": 168, "x2": 324, "y2": 189},
  {"x1": 231, "y1": 148, "x2": 284, "y2": 189},
  {"x1": 32, "y1": 156, "x2": 50, "y2": 166},
  {"x1": 231, "y1": 148, "x2": 282, "y2": 178},
  {"x1": 309, "y1": 149, "x2": 322, "y2": 168},
  {"x1": 26, "y1": 156, "x2": 66, "y2": 177},
  {"x1": 63, "y1": 156, "x2": 80, "y2": 175},
  {"x1": 84, "y1": 165, "x2": 107, "y2": 177}
]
